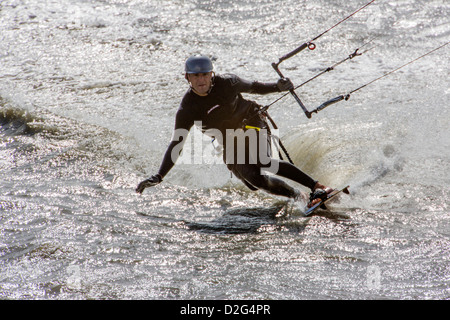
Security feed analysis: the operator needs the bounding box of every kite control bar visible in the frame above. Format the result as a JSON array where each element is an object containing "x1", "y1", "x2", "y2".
[
  {"x1": 272, "y1": 60, "x2": 312, "y2": 118},
  {"x1": 271, "y1": 0, "x2": 376, "y2": 119},
  {"x1": 309, "y1": 94, "x2": 350, "y2": 115},
  {"x1": 271, "y1": 40, "x2": 317, "y2": 118},
  {"x1": 272, "y1": 42, "x2": 316, "y2": 69}
]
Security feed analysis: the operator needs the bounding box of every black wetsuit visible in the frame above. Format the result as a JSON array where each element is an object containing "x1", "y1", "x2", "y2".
[{"x1": 157, "y1": 74, "x2": 317, "y2": 198}]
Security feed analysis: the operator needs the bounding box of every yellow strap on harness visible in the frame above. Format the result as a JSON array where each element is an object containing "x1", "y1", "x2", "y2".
[{"x1": 244, "y1": 125, "x2": 261, "y2": 131}]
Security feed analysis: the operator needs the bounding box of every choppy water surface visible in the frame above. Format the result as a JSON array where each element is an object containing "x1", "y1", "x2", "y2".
[{"x1": 0, "y1": 0, "x2": 449, "y2": 300}]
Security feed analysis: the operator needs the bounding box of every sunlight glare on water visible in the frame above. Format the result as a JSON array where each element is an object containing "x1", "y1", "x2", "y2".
[{"x1": 0, "y1": 0, "x2": 449, "y2": 301}]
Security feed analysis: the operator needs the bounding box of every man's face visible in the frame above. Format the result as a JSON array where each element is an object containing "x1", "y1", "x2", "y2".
[{"x1": 187, "y1": 72, "x2": 213, "y2": 95}]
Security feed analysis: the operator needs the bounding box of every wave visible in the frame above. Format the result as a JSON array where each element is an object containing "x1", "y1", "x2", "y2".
[
  {"x1": 280, "y1": 123, "x2": 406, "y2": 194},
  {"x1": 0, "y1": 96, "x2": 142, "y2": 188},
  {"x1": 0, "y1": 98, "x2": 45, "y2": 136}
]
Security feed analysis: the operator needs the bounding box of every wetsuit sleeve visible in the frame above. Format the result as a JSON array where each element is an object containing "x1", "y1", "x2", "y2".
[
  {"x1": 228, "y1": 74, "x2": 280, "y2": 94},
  {"x1": 157, "y1": 140, "x2": 184, "y2": 178},
  {"x1": 250, "y1": 80, "x2": 280, "y2": 94},
  {"x1": 157, "y1": 108, "x2": 193, "y2": 178}
]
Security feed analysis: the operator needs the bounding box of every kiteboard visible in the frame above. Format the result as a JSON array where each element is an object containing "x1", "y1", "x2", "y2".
[{"x1": 304, "y1": 185, "x2": 350, "y2": 216}]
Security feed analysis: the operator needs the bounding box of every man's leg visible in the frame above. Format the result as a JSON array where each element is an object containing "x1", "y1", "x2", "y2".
[
  {"x1": 228, "y1": 163, "x2": 300, "y2": 199},
  {"x1": 262, "y1": 159, "x2": 332, "y2": 191},
  {"x1": 263, "y1": 159, "x2": 316, "y2": 189}
]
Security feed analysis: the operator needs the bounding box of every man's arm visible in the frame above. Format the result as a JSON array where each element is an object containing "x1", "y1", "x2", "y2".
[
  {"x1": 229, "y1": 74, "x2": 293, "y2": 94},
  {"x1": 136, "y1": 110, "x2": 192, "y2": 194},
  {"x1": 157, "y1": 128, "x2": 189, "y2": 178}
]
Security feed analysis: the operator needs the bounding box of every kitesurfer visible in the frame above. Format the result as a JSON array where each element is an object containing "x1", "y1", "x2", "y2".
[{"x1": 136, "y1": 55, "x2": 333, "y2": 205}]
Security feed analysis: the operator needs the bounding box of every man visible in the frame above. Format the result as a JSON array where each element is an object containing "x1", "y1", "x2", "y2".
[{"x1": 136, "y1": 55, "x2": 332, "y2": 206}]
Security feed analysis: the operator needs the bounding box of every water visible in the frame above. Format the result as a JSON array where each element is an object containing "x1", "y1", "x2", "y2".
[{"x1": 0, "y1": 0, "x2": 449, "y2": 300}]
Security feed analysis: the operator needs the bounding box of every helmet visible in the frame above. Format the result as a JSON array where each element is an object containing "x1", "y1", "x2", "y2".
[{"x1": 185, "y1": 55, "x2": 213, "y2": 74}]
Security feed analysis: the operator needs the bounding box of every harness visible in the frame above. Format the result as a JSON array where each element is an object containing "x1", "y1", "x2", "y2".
[{"x1": 241, "y1": 106, "x2": 294, "y2": 165}]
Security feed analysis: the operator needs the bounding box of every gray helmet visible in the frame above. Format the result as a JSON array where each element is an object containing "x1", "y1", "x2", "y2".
[{"x1": 185, "y1": 55, "x2": 213, "y2": 74}]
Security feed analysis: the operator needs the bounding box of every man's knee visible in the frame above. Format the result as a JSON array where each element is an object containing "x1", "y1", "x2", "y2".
[{"x1": 260, "y1": 159, "x2": 280, "y2": 176}]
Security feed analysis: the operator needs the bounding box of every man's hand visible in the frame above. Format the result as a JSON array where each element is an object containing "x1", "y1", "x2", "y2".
[
  {"x1": 277, "y1": 78, "x2": 294, "y2": 91},
  {"x1": 136, "y1": 174, "x2": 162, "y2": 194}
]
